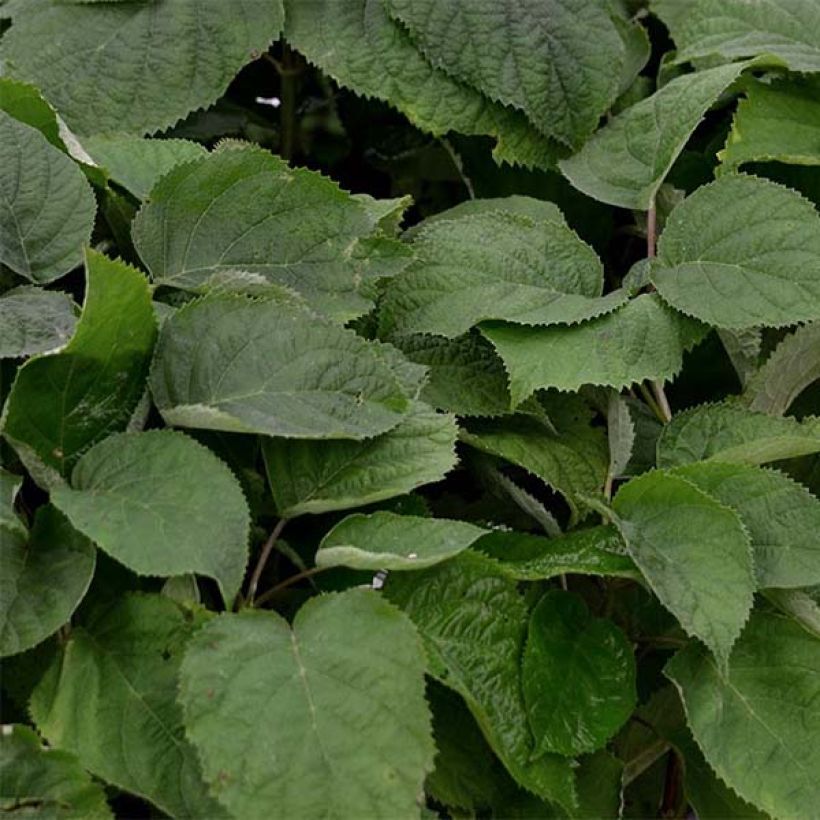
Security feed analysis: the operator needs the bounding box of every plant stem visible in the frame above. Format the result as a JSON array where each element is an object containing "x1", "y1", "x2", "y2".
[
  {"x1": 660, "y1": 749, "x2": 685, "y2": 818},
  {"x1": 651, "y1": 380, "x2": 673, "y2": 423},
  {"x1": 639, "y1": 382, "x2": 667, "y2": 425},
  {"x1": 440, "y1": 137, "x2": 475, "y2": 199},
  {"x1": 246, "y1": 518, "x2": 288, "y2": 606},
  {"x1": 253, "y1": 565, "x2": 328, "y2": 607}
]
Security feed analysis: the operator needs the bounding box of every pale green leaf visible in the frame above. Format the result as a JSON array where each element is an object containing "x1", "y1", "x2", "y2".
[
  {"x1": 613, "y1": 470, "x2": 755, "y2": 668},
  {"x1": 652, "y1": 174, "x2": 820, "y2": 329},
  {"x1": 0, "y1": 287, "x2": 76, "y2": 358},
  {"x1": 673, "y1": 462, "x2": 820, "y2": 589},
  {"x1": 51, "y1": 430, "x2": 249, "y2": 606},
  {"x1": 667, "y1": 610, "x2": 820, "y2": 819},
  {"x1": 178, "y1": 589, "x2": 434, "y2": 819},
  {"x1": 353, "y1": 193, "x2": 412, "y2": 236},
  {"x1": 149, "y1": 294, "x2": 410, "y2": 440},
  {"x1": 384, "y1": 0, "x2": 623, "y2": 148},
  {"x1": 386, "y1": 553, "x2": 577, "y2": 810},
  {"x1": 30, "y1": 593, "x2": 224, "y2": 819},
  {"x1": 0, "y1": 111, "x2": 95, "y2": 283},
  {"x1": 263, "y1": 401, "x2": 457, "y2": 517},
  {"x1": 656, "y1": 402, "x2": 820, "y2": 467},
  {"x1": 0, "y1": 469, "x2": 23, "y2": 534},
  {"x1": 559, "y1": 63, "x2": 745, "y2": 209},
  {"x1": 1, "y1": 506, "x2": 95, "y2": 658},
  {"x1": 718, "y1": 327, "x2": 763, "y2": 388},
  {"x1": 2, "y1": 0, "x2": 284, "y2": 134},
  {"x1": 0, "y1": 76, "x2": 61, "y2": 148},
  {"x1": 1, "y1": 249, "x2": 157, "y2": 484},
  {"x1": 381, "y1": 211, "x2": 625, "y2": 338},
  {"x1": 317, "y1": 511, "x2": 488, "y2": 570},
  {"x1": 743, "y1": 323, "x2": 820, "y2": 416},
  {"x1": 608, "y1": 391, "x2": 636, "y2": 480},
  {"x1": 764, "y1": 588, "x2": 820, "y2": 639},
  {"x1": 482, "y1": 294, "x2": 707, "y2": 404},
  {"x1": 0, "y1": 724, "x2": 112, "y2": 819},
  {"x1": 523, "y1": 590, "x2": 636, "y2": 756}
]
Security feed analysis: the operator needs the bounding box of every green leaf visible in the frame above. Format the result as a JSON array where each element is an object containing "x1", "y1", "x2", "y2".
[
  {"x1": 178, "y1": 589, "x2": 434, "y2": 819},
  {"x1": 764, "y1": 588, "x2": 820, "y2": 639},
  {"x1": 0, "y1": 287, "x2": 76, "y2": 359},
  {"x1": 50, "y1": 430, "x2": 249, "y2": 606},
  {"x1": 667, "y1": 610, "x2": 820, "y2": 819},
  {"x1": 282, "y1": 0, "x2": 560, "y2": 171},
  {"x1": 381, "y1": 211, "x2": 626, "y2": 338},
  {"x1": 460, "y1": 412, "x2": 609, "y2": 525},
  {"x1": 673, "y1": 462, "x2": 820, "y2": 589},
  {"x1": 384, "y1": 0, "x2": 623, "y2": 148},
  {"x1": 317, "y1": 511, "x2": 488, "y2": 570},
  {"x1": 81, "y1": 134, "x2": 207, "y2": 200},
  {"x1": 0, "y1": 111, "x2": 95, "y2": 283},
  {"x1": 30, "y1": 593, "x2": 224, "y2": 819},
  {"x1": 523, "y1": 590, "x2": 635, "y2": 757},
  {"x1": 607, "y1": 391, "x2": 636, "y2": 480},
  {"x1": 262, "y1": 401, "x2": 457, "y2": 517},
  {"x1": 0, "y1": 469, "x2": 23, "y2": 534},
  {"x1": 651, "y1": 174, "x2": 820, "y2": 329},
  {"x1": 656, "y1": 401, "x2": 820, "y2": 467},
  {"x1": 559, "y1": 63, "x2": 745, "y2": 209},
  {"x1": 1, "y1": 249, "x2": 157, "y2": 484},
  {"x1": 613, "y1": 470, "x2": 755, "y2": 669},
  {"x1": 482, "y1": 294, "x2": 707, "y2": 404},
  {"x1": 1, "y1": 506, "x2": 95, "y2": 659},
  {"x1": 0, "y1": 76, "x2": 61, "y2": 148},
  {"x1": 742, "y1": 322, "x2": 820, "y2": 416},
  {"x1": 132, "y1": 146, "x2": 407, "y2": 321},
  {"x1": 149, "y1": 294, "x2": 410, "y2": 440},
  {"x1": 721, "y1": 77, "x2": 820, "y2": 171},
  {"x1": 386, "y1": 553, "x2": 577, "y2": 811},
  {"x1": 2, "y1": 0, "x2": 285, "y2": 135},
  {"x1": 0, "y1": 724, "x2": 112, "y2": 819}
]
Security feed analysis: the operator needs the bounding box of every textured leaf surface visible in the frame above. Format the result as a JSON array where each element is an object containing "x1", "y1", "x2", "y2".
[
  {"x1": 132, "y1": 146, "x2": 410, "y2": 321},
  {"x1": 0, "y1": 287, "x2": 76, "y2": 358},
  {"x1": 51, "y1": 430, "x2": 249, "y2": 605},
  {"x1": 667, "y1": 610, "x2": 820, "y2": 819},
  {"x1": 613, "y1": 470, "x2": 755, "y2": 668},
  {"x1": 30, "y1": 594, "x2": 223, "y2": 819},
  {"x1": 263, "y1": 401, "x2": 457, "y2": 517},
  {"x1": 0, "y1": 77, "x2": 61, "y2": 148},
  {"x1": 386, "y1": 553, "x2": 577, "y2": 810},
  {"x1": 560, "y1": 63, "x2": 744, "y2": 209},
  {"x1": 0, "y1": 111, "x2": 95, "y2": 283},
  {"x1": 382, "y1": 211, "x2": 624, "y2": 338},
  {"x1": 178, "y1": 590, "x2": 434, "y2": 819},
  {"x1": 657, "y1": 402, "x2": 820, "y2": 467},
  {"x1": 607, "y1": 391, "x2": 636, "y2": 480},
  {"x1": 150, "y1": 295, "x2": 409, "y2": 440},
  {"x1": 0, "y1": 506, "x2": 94, "y2": 658},
  {"x1": 652, "y1": 174, "x2": 820, "y2": 328},
  {"x1": 673, "y1": 462, "x2": 820, "y2": 589},
  {"x1": 384, "y1": 0, "x2": 623, "y2": 147},
  {"x1": 0, "y1": 724, "x2": 112, "y2": 819},
  {"x1": 483, "y1": 294, "x2": 707, "y2": 403},
  {"x1": 317, "y1": 511, "x2": 487, "y2": 570},
  {"x1": 2, "y1": 0, "x2": 285, "y2": 135},
  {"x1": 523, "y1": 590, "x2": 635, "y2": 756},
  {"x1": 1, "y1": 250, "x2": 156, "y2": 483}
]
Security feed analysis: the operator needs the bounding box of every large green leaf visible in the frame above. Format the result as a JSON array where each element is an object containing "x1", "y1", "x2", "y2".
[
  {"x1": 673, "y1": 462, "x2": 820, "y2": 589},
  {"x1": 317, "y1": 511, "x2": 488, "y2": 570},
  {"x1": 149, "y1": 294, "x2": 410, "y2": 440},
  {"x1": 2, "y1": 0, "x2": 284, "y2": 135},
  {"x1": 656, "y1": 402, "x2": 820, "y2": 467},
  {"x1": 51, "y1": 430, "x2": 249, "y2": 606},
  {"x1": 0, "y1": 724, "x2": 112, "y2": 819},
  {"x1": 560, "y1": 63, "x2": 745, "y2": 209},
  {"x1": 0, "y1": 111, "x2": 95, "y2": 283},
  {"x1": 651, "y1": 174, "x2": 820, "y2": 328},
  {"x1": 613, "y1": 470, "x2": 755, "y2": 669},
  {"x1": 482, "y1": 294, "x2": 707, "y2": 404},
  {"x1": 132, "y1": 145, "x2": 411, "y2": 321},
  {"x1": 381, "y1": 211, "x2": 625, "y2": 338},
  {"x1": 384, "y1": 0, "x2": 623, "y2": 148},
  {"x1": 386, "y1": 553, "x2": 577, "y2": 811},
  {"x1": 30, "y1": 594, "x2": 224, "y2": 819},
  {"x1": 263, "y1": 401, "x2": 457, "y2": 517},
  {"x1": 667, "y1": 610, "x2": 820, "y2": 819},
  {"x1": 523, "y1": 590, "x2": 635, "y2": 756},
  {"x1": 0, "y1": 287, "x2": 76, "y2": 359},
  {"x1": 178, "y1": 589, "x2": 434, "y2": 819},
  {"x1": 1, "y1": 250, "x2": 156, "y2": 485},
  {"x1": 0, "y1": 76, "x2": 62, "y2": 148}
]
